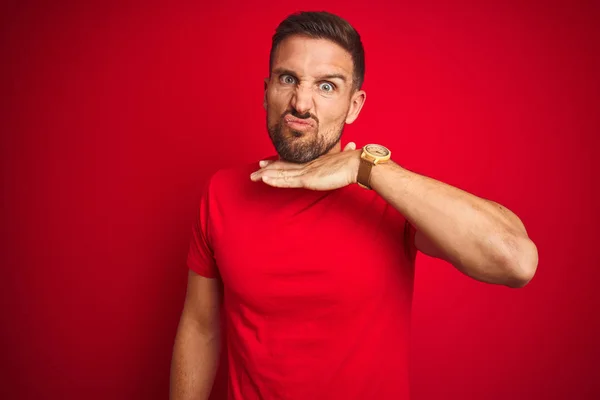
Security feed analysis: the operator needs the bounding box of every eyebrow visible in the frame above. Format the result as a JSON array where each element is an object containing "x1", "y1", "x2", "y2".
[
  {"x1": 272, "y1": 68, "x2": 348, "y2": 83},
  {"x1": 317, "y1": 73, "x2": 347, "y2": 83}
]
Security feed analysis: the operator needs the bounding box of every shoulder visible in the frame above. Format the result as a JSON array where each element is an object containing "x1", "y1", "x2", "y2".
[
  {"x1": 202, "y1": 157, "x2": 274, "y2": 199},
  {"x1": 208, "y1": 162, "x2": 255, "y2": 189}
]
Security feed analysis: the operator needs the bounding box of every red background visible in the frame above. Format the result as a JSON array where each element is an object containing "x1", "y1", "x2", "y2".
[{"x1": 2, "y1": 0, "x2": 599, "y2": 399}]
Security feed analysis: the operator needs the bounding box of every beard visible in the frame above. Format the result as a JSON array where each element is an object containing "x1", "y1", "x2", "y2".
[{"x1": 267, "y1": 110, "x2": 345, "y2": 164}]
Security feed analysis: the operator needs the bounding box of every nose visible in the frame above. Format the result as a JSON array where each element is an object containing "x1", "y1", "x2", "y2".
[{"x1": 290, "y1": 85, "x2": 313, "y2": 116}]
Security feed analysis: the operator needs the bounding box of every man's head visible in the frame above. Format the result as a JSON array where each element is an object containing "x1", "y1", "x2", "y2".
[{"x1": 264, "y1": 11, "x2": 367, "y2": 164}]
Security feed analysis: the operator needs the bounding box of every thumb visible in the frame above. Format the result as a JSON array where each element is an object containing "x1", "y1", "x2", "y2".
[{"x1": 343, "y1": 142, "x2": 357, "y2": 151}]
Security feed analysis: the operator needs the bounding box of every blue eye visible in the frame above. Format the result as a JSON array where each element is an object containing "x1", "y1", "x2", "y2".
[
  {"x1": 280, "y1": 75, "x2": 296, "y2": 84},
  {"x1": 319, "y1": 82, "x2": 334, "y2": 92}
]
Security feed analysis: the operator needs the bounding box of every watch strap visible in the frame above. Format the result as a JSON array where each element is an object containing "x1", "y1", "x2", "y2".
[{"x1": 357, "y1": 157, "x2": 374, "y2": 190}]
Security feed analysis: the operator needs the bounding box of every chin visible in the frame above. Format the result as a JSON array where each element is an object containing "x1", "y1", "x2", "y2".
[{"x1": 277, "y1": 145, "x2": 320, "y2": 164}]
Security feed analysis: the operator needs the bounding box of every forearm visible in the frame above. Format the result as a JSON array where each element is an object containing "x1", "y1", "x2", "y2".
[
  {"x1": 369, "y1": 160, "x2": 537, "y2": 286},
  {"x1": 170, "y1": 316, "x2": 220, "y2": 400}
]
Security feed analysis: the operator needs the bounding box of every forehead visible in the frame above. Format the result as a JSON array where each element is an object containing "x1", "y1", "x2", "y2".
[{"x1": 271, "y1": 35, "x2": 353, "y2": 79}]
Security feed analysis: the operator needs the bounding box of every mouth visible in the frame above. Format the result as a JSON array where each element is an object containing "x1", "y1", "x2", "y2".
[{"x1": 284, "y1": 115, "x2": 315, "y2": 132}]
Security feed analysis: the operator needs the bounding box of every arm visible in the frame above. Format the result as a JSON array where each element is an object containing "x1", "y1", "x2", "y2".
[
  {"x1": 370, "y1": 160, "x2": 538, "y2": 288},
  {"x1": 250, "y1": 144, "x2": 538, "y2": 288},
  {"x1": 170, "y1": 270, "x2": 222, "y2": 400}
]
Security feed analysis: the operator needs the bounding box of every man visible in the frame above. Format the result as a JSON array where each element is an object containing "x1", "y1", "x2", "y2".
[{"x1": 170, "y1": 11, "x2": 538, "y2": 400}]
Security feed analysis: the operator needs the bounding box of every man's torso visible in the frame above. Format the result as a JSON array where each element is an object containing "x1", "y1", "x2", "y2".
[{"x1": 203, "y1": 162, "x2": 416, "y2": 399}]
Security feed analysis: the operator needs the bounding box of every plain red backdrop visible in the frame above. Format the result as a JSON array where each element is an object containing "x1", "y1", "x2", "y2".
[{"x1": 2, "y1": 0, "x2": 599, "y2": 399}]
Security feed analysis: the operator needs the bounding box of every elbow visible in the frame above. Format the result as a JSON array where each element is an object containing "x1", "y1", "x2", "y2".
[{"x1": 503, "y1": 237, "x2": 539, "y2": 288}]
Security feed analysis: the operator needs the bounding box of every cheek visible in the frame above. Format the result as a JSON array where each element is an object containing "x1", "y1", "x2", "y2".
[
  {"x1": 268, "y1": 87, "x2": 292, "y2": 104},
  {"x1": 317, "y1": 100, "x2": 350, "y2": 126},
  {"x1": 267, "y1": 89, "x2": 291, "y2": 114}
]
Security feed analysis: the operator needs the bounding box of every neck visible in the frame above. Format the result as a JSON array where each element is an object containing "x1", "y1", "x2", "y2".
[{"x1": 325, "y1": 141, "x2": 343, "y2": 155}]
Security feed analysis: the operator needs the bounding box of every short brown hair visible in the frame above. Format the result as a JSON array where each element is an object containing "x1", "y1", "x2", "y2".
[{"x1": 269, "y1": 11, "x2": 365, "y2": 90}]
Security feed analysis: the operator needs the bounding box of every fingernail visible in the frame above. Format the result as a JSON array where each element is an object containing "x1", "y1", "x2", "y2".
[{"x1": 259, "y1": 160, "x2": 268, "y2": 167}]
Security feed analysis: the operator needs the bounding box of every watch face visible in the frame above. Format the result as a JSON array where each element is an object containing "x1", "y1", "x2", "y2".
[{"x1": 365, "y1": 144, "x2": 390, "y2": 157}]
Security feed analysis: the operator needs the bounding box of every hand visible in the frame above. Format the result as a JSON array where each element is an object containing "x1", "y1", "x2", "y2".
[{"x1": 250, "y1": 142, "x2": 361, "y2": 190}]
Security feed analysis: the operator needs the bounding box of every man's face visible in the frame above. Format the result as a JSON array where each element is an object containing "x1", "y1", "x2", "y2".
[{"x1": 265, "y1": 35, "x2": 366, "y2": 164}]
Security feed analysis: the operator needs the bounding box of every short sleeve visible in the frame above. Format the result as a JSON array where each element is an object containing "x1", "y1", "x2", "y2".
[{"x1": 186, "y1": 178, "x2": 218, "y2": 278}]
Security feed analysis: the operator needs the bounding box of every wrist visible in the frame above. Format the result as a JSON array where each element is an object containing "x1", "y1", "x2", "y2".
[
  {"x1": 355, "y1": 144, "x2": 392, "y2": 189},
  {"x1": 350, "y1": 149, "x2": 362, "y2": 184},
  {"x1": 370, "y1": 159, "x2": 411, "y2": 194}
]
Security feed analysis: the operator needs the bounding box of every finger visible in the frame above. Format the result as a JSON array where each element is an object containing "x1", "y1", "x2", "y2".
[
  {"x1": 253, "y1": 168, "x2": 304, "y2": 181},
  {"x1": 259, "y1": 160, "x2": 274, "y2": 168},
  {"x1": 262, "y1": 175, "x2": 305, "y2": 188},
  {"x1": 260, "y1": 160, "x2": 304, "y2": 170},
  {"x1": 250, "y1": 168, "x2": 302, "y2": 182},
  {"x1": 343, "y1": 142, "x2": 356, "y2": 151}
]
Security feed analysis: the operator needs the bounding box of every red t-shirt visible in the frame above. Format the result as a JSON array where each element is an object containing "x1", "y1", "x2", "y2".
[{"x1": 187, "y1": 160, "x2": 417, "y2": 400}]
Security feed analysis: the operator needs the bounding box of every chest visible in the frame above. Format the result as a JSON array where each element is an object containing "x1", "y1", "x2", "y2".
[{"x1": 210, "y1": 188, "x2": 413, "y2": 316}]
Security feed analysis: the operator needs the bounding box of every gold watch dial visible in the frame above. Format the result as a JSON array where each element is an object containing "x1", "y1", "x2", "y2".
[{"x1": 365, "y1": 144, "x2": 390, "y2": 158}]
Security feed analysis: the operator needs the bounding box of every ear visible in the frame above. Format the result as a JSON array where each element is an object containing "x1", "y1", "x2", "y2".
[
  {"x1": 345, "y1": 89, "x2": 366, "y2": 124},
  {"x1": 263, "y1": 78, "x2": 269, "y2": 110}
]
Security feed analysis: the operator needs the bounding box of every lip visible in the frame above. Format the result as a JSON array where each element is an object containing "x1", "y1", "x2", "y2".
[{"x1": 284, "y1": 115, "x2": 315, "y2": 131}]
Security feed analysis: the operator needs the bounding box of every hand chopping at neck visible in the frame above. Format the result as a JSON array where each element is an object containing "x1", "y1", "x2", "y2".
[{"x1": 250, "y1": 142, "x2": 361, "y2": 191}]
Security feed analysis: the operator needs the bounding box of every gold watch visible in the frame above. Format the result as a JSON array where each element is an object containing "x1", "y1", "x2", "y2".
[{"x1": 357, "y1": 144, "x2": 391, "y2": 190}]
